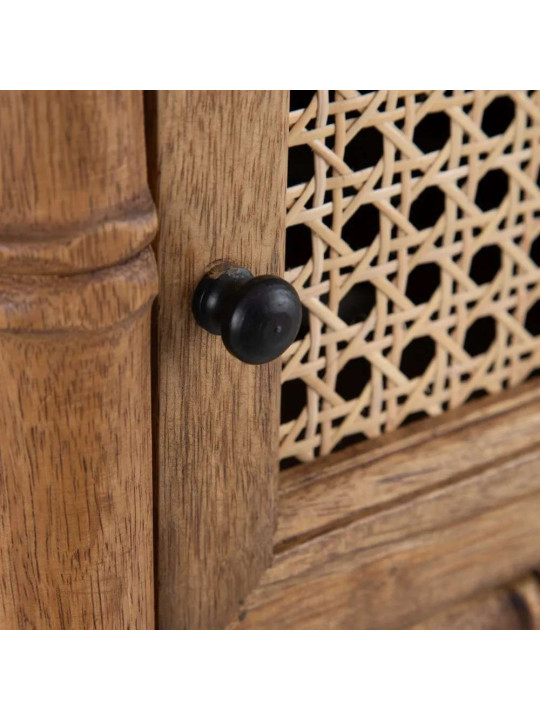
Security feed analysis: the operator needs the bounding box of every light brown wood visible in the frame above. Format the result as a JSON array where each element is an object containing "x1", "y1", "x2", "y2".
[
  {"x1": 513, "y1": 573, "x2": 540, "y2": 628},
  {"x1": 0, "y1": 257, "x2": 156, "y2": 629},
  {"x1": 0, "y1": 91, "x2": 156, "y2": 274},
  {"x1": 412, "y1": 587, "x2": 526, "y2": 630},
  {"x1": 277, "y1": 380, "x2": 540, "y2": 549},
  {"x1": 230, "y1": 385, "x2": 540, "y2": 629},
  {"x1": 0, "y1": 250, "x2": 157, "y2": 331},
  {"x1": 411, "y1": 573, "x2": 540, "y2": 629},
  {"x1": 0, "y1": 91, "x2": 157, "y2": 629},
  {"x1": 152, "y1": 91, "x2": 289, "y2": 629}
]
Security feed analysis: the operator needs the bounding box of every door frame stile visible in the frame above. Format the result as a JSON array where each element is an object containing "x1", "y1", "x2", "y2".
[{"x1": 152, "y1": 90, "x2": 289, "y2": 629}]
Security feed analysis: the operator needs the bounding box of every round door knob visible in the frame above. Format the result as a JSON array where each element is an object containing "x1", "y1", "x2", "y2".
[{"x1": 192, "y1": 262, "x2": 302, "y2": 364}]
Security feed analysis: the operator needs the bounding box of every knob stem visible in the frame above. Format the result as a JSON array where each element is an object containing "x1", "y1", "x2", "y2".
[{"x1": 192, "y1": 263, "x2": 253, "y2": 335}]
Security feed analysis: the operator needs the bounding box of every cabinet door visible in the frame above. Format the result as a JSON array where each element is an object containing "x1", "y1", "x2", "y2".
[{"x1": 151, "y1": 90, "x2": 540, "y2": 629}]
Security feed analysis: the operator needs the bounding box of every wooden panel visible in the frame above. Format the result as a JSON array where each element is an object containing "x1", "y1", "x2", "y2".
[
  {"x1": 411, "y1": 573, "x2": 540, "y2": 629},
  {"x1": 0, "y1": 91, "x2": 157, "y2": 629},
  {"x1": 153, "y1": 91, "x2": 289, "y2": 629},
  {"x1": 230, "y1": 390, "x2": 540, "y2": 629},
  {"x1": 277, "y1": 380, "x2": 540, "y2": 549}
]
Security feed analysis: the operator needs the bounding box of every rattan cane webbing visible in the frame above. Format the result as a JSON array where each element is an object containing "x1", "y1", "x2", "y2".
[{"x1": 280, "y1": 90, "x2": 540, "y2": 466}]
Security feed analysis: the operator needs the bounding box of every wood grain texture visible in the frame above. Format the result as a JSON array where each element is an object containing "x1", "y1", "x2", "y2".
[
  {"x1": 230, "y1": 387, "x2": 540, "y2": 629},
  {"x1": 411, "y1": 573, "x2": 540, "y2": 629},
  {"x1": 153, "y1": 91, "x2": 289, "y2": 629},
  {"x1": 0, "y1": 91, "x2": 155, "y2": 274},
  {"x1": 0, "y1": 249, "x2": 156, "y2": 331},
  {"x1": 0, "y1": 255, "x2": 156, "y2": 629},
  {"x1": 0, "y1": 91, "x2": 157, "y2": 629},
  {"x1": 277, "y1": 380, "x2": 540, "y2": 549}
]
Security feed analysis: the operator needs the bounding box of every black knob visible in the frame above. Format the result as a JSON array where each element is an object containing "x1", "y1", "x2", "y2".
[{"x1": 192, "y1": 262, "x2": 302, "y2": 364}]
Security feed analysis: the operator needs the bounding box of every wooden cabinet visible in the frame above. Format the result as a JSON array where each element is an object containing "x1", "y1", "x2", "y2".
[{"x1": 1, "y1": 90, "x2": 539, "y2": 629}]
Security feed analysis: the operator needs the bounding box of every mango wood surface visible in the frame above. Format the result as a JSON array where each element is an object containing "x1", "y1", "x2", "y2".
[
  {"x1": 152, "y1": 91, "x2": 289, "y2": 629},
  {"x1": 0, "y1": 91, "x2": 156, "y2": 274},
  {"x1": 230, "y1": 381, "x2": 540, "y2": 629},
  {"x1": 277, "y1": 381, "x2": 540, "y2": 549},
  {"x1": 0, "y1": 91, "x2": 157, "y2": 629},
  {"x1": 411, "y1": 573, "x2": 540, "y2": 629}
]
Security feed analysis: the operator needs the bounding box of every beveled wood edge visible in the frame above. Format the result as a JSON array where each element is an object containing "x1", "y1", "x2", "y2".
[
  {"x1": 231, "y1": 443, "x2": 540, "y2": 628},
  {"x1": 227, "y1": 381, "x2": 540, "y2": 628},
  {"x1": 277, "y1": 378, "x2": 540, "y2": 549}
]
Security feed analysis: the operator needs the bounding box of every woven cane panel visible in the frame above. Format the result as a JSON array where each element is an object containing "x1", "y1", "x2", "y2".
[{"x1": 280, "y1": 90, "x2": 540, "y2": 467}]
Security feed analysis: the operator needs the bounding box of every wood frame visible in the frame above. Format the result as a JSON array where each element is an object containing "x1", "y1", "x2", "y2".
[
  {"x1": 151, "y1": 90, "x2": 540, "y2": 630},
  {"x1": 231, "y1": 380, "x2": 540, "y2": 628},
  {"x1": 0, "y1": 91, "x2": 157, "y2": 629},
  {"x1": 152, "y1": 90, "x2": 289, "y2": 629}
]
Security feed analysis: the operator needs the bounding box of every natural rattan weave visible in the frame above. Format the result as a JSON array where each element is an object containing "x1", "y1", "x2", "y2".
[{"x1": 280, "y1": 90, "x2": 540, "y2": 465}]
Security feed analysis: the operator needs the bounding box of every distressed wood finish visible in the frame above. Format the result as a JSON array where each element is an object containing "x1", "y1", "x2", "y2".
[
  {"x1": 153, "y1": 91, "x2": 289, "y2": 629},
  {"x1": 0, "y1": 91, "x2": 157, "y2": 629},
  {"x1": 277, "y1": 380, "x2": 540, "y2": 549},
  {"x1": 411, "y1": 573, "x2": 540, "y2": 630},
  {"x1": 0, "y1": 91, "x2": 156, "y2": 274},
  {"x1": 230, "y1": 382, "x2": 540, "y2": 629}
]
